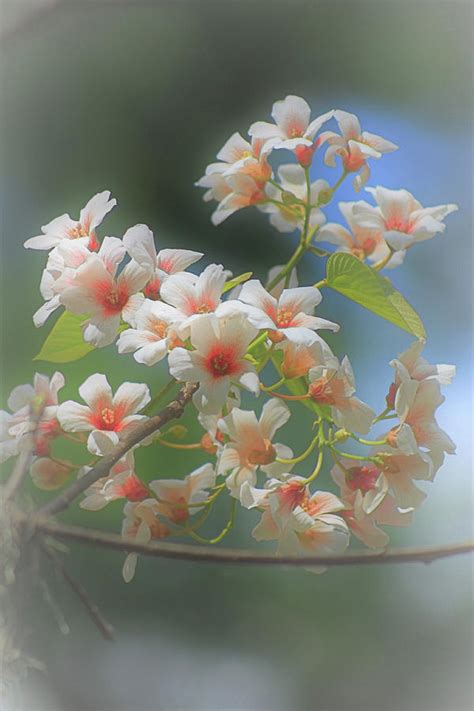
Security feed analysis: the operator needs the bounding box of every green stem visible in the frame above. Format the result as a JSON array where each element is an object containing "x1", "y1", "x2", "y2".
[
  {"x1": 303, "y1": 449, "x2": 324, "y2": 485},
  {"x1": 313, "y1": 278, "x2": 327, "y2": 289},
  {"x1": 276, "y1": 432, "x2": 321, "y2": 465},
  {"x1": 260, "y1": 376, "x2": 286, "y2": 392},
  {"x1": 350, "y1": 434, "x2": 388, "y2": 447},
  {"x1": 373, "y1": 247, "x2": 395, "y2": 272},
  {"x1": 187, "y1": 499, "x2": 237, "y2": 545},
  {"x1": 247, "y1": 330, "x2": 268, "y2": 353}
]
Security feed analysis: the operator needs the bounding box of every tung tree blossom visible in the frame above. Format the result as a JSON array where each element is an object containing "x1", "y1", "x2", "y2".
[
  {"x1": 24, "y1": 191, "x2": 116, "y2": 251},
  {"x1": 6, "y1": 92, "x2": 461, "y2": 584}
]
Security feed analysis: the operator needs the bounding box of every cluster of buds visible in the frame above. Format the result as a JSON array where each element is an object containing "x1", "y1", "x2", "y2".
[{"x1": 1, "y1": 94, "x2": 458, "y2": 580}]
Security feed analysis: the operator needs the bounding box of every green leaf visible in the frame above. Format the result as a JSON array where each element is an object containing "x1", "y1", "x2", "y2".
[
  {"x1": 325, "y1": 253, "x2": 426, "y2": 339},
  {"x1": 222, "y1": 271, "x2": 253, "y2": 294},
  {"x1": 34, "y1": 312, "x2": 95, "y2": 363}
]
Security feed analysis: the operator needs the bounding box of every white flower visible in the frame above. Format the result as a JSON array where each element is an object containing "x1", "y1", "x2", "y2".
[
  {"x1": 249, "y1": 95, "x2": 333, "y2": 152},
  {"x1": 57, "y1": 374, "x2": 150, "y2": 455},
  {"x1": 319, "y1": 111, "x2": 398, "y2": 190},
  {"x1": 80, "y1": 450, "x2": 149, "y2": 511},
  {"x1": 34, "y1": 236, "x2": 126, "y2": 327},
  {"x1": 330, "y1": 463, "x2": 412, "y2": 549},
  {"x1": 250, "y1": 478, "x2": 349, "y2": 567},
  {"x1": 308, "y1": 357, "x2": 375, "y2": 434},
  {"x1": 386, "y1": 379, "x2": 455, "y2": 474},
  {"x1": 259, "y1": 164, "x2": 327, "y2": 234},
  {"x1": 122, "y1": 224, "x2": 202, "y2": 300},
  {"x1": 24, "y1": 191, "x2": 116, "y2": 251},
  {"x1": 195, "y1": 165, "x2": 234, "y2": 204},
  {"x1": 149, "y1": 463, "x2": 216, "y2": 524},
  {"x1": 56, "y1": 252, "x2": 148, "y2": 347},
  {"x1": 238, "y1": 280, "x2": 338, "y2": 345},
  {"x1": 121, "y1": 499, "x2": 170, "y2": 582},
  {"x1": 317, "y1": 201, "x2": 405, "y2": 268},
  {"x1": 217, "y1": 399, "x2": 293, "y2": 497},
  {"x1": 210, "y1": 173, "x2": 269, "y2": 226},
  {"x1": 353, "y1": 186, "x2": 458, "y2": 251},
  {"x1": 117, "y1": 299, "x2": 185, "y2": 366},
  {"x1": 168, "y1": 313, "x2": 259, "y2": 415},
  {"x1": 160, "y1": 263, "x2": 245, "y2": 336},
  {"x1": 0, "y1": 372, "x2": 64, "y2": 463}
]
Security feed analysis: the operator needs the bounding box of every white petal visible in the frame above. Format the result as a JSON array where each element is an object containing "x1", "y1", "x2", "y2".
[
  {"x1": 78, "y1": 373, "x2": 112, "y2": 408},
  {"x1": 113, "y1": 382, "x2": 151, "y2": 415}
]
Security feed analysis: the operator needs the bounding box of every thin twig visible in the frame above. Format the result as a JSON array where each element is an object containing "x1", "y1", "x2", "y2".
[
  {"x1": 42, "y1": 543, "x2": 114, "y2": 641},
  {"x1": 36, "y1": 382, "x2": 198, "y2": 518},
  {"x1": 27, "y1": 518, "x2": 474, "y2": 568}
]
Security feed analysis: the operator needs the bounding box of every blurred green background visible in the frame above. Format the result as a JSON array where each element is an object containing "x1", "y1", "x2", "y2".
[{"x1": 1, "y1": 1, "x2": 472, "y2": 710}]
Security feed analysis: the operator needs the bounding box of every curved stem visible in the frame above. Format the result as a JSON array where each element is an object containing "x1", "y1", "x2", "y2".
[
  {"x1": 187, "y1": 499, "x2": 237, "y2": 545},
  {"x1": 26, "y1": 517, "x2": 474, "y2": 568},
  {"x1": 350, "y1": 434, "x2": 388, "y2": 447},
  {"x1": 302, "y1": 449, "x2": 324, "y2": 485},
  {"x1": 155, "y1": 438, "x2": 202, "y2": 451},
  {"x1": 276, "y1": 432, "x2": 321, "y2": 465},
  {"x1": 260, "y1": 377, "x2": 286, "y2": 392}
]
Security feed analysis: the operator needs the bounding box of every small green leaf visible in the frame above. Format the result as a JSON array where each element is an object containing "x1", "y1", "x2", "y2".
[
  {"x1": 34, "y1": 312, "x2": 95, "y2": 363},
  {"x1": 325, "y1": 253, "x2": 426, "y2": 339},
  {"x1": 222, "y1": 271, "x2": 253, "y2": 294}
]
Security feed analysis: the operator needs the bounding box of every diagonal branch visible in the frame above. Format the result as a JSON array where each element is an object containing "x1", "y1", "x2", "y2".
[
  {"x1": 30, "y1": 518, "x2": 474, "y2": 568},
  {"x1": 37, "y1": 382, "x2": 198, "y2": 519},
  {"x1": 41, "y1": 543, "x2": 114, "y2": 641}
]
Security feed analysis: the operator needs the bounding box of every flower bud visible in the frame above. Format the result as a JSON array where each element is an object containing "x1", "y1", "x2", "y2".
[
  {"x1": 166, "y1": 425, "x2": 188, "y2": 440},
  {"x1": 317, "y1": 188, "x2": 333, "y2": 206}
]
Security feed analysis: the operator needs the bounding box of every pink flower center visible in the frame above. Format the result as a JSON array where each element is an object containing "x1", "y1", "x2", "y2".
[
  {"x1": 89, "y1": 402, "x2": 126, "y2": 431},
  {"x1": 385, "y1": 217, "x2": 413, "y2": 233},
  {"x1": 347, "y1": 465, "x2": 380, "y2": 493},
  {"x1": 170, "y1": 496, "x2": 189, "y2": 524},
  {"x1": 248, "y1": 439, "x2": 276, "y2": 466},
  {"x1": 308, "y1": 378, "x2": 335, "y2": 405},
  {"x1": 204, "y1": 344, "x2": 240, "y2": 379},
  {"x1": 94, "y1": 280, "x2": 130, "y2": 316},
  {"x1": 287, "y1": 122, "x2": 305, "y2": 138},
  {"x1": 144, "y1": 278, "x2": 162, "y2": 300},
  {"x1": 116, "y1": 475, "x2": 149, "y2": 502},
  {"x1": 149, "y1": 318, "x2": 169, "y2": 339},
  {"x1": 277, "y1": 481, "x2": 306, "y2": 512}
]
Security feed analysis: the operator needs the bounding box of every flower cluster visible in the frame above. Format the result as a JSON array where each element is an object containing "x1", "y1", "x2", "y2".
[{"x1": 2, "y1": 94, "x2": 458, "y2": 581}]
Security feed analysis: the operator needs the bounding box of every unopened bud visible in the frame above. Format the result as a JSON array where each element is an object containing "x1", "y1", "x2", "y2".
[
  {"x1": 333, "y1": 429, "x2": 349, "y2": 443},
  {"x1": 317, "y1": 188, "x2": 333, "y2": 206},
  {"x1": 166, "y1": 425, "x2": 188, "y2": 440}
]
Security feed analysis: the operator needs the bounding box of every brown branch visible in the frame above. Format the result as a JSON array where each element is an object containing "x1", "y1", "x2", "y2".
[
  {"x1": 31, "y1": 518, "x2": 474, "y2": 568},
  {"x1": 41, "y1": 543, "x2": 114, "y2": 641},
  {"x1": 37, "y1": 382, "x2": 198, "y2": 518}
]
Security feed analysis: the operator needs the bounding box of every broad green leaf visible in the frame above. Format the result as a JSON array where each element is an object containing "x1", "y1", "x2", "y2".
[
  {"x1": 34, "y1": 312, "x2": 95, "y2": 363},
  {"x1": 325, "y1": 253, "x2": 426, "y2": 339},
  {"x1": 222, "y1": 271, "x2": 252, "y2": 294}
]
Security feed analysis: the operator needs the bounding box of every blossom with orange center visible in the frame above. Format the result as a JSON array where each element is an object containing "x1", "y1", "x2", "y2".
[
  {"x1": 24, "y1": 190, "x2": 116, "y2": 251},
  {"x1": 58, "y1": 373, "x2": 150, "y2": 456}
]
